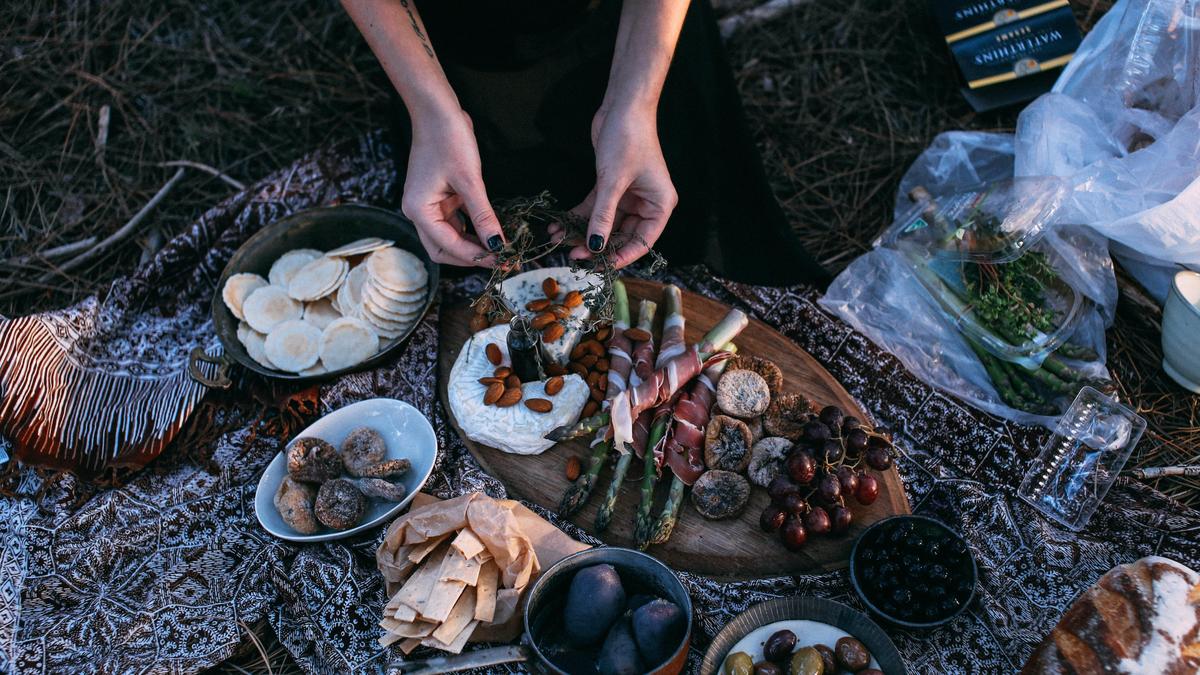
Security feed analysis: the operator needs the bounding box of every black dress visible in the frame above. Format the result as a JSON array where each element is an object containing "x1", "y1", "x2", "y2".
[{"x1": 392, "y1": 0, "x2": 830, "y2": 288}]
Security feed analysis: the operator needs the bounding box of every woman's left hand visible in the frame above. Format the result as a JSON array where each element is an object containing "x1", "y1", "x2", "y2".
[{"x1": 563, "y1": 105, "x2": 678, "y2": 268}]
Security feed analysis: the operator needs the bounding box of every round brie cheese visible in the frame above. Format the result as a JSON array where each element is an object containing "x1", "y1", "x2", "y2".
[{"x1": 448, "y1": 324, "x2": 589, "y2": 455}]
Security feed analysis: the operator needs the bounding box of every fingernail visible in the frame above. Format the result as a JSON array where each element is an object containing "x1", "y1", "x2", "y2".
[
  {"x1": 588, "y1": 234, "x2": 605, "y2": 253},
  {"x1": 487, "y1": 235, "x2": 503, "y2": 252}
]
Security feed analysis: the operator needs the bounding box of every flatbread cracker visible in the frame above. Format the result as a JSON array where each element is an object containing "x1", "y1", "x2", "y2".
[
  {"x1": 242, "y1": 285, "x2": 302, "y2": 333},
  {"x1": 303, "y1": 297, "x2": 341, "y2": 330},
  {"x1": 366, "y1": 247, "x2": 428, "y2": 292},
  {"x1": 222, "y1": 273, "x2": 268, "y2": 320},
  {"x1": 390, "y1": 543, "x2": 450, "y2": 611},
  {"x1": 450, "y1": 529, "x2": 486, "y2": 560},
  {"x1": 474, "y1": 560, "x2": 498, "y2": 623},
  {"x1": 287, "y1": 256, "x2": 348, "y2": 302},
  {"x1": 420, "y1": 619, "x2": 478, "y2": 654},
  {"x1": 336, "y1": 264, "x2": 369, "y2": 316},
  {"x1": 430, "y1": 587, "x2": 476, "y2": 645},
  {"x1": 268, "y1": 249, "x2": 322, "y2": 286},
  {"x1": 264, "y1": 319, "x2": 322, "y2": 372},
  {"x1": 406, "y1": 533, "x2": 451, "y2": 565},
  {"x1": 319, "y1": 317, "x2": 379, "y2": 371},
  {"x1": 420, "y1": 579, "x2": 467, "y2": 623},
  {"x1": 240, "y1": 328, "x2": 276, "y2": 370}
]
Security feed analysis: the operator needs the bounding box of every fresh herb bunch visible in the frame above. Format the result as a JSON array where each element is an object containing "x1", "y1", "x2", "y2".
[
  {"x1": 471, "y1": 191, "x2": 666, "y2": 333},
  {"x1": 966, "y1": 251, "x2": 1058, "y2": 343}
]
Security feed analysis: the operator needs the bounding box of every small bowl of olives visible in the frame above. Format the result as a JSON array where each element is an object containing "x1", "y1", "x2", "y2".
[{"x1": 849, "y1": 515, "x2": 977, "y2": 628}]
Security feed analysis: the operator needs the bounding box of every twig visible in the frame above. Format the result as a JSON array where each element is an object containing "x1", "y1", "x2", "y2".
[
  {"x1": 38, "y1": 167, "x2": 186, "y2": 282},
  {"x1": 719, "y1": 0, "x2": 814, "y2": 39},
  {"x1": 1131, "y1": 466, "x2": 1200, "y2": 479},
  {"x1": 158, "y1": 160, "x2": 246, "y2": 190},
  {"x1": 1, "y1": 236, "x2": 98, "y2": 269}
]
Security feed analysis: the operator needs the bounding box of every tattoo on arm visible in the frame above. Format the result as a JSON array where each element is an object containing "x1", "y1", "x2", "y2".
[{"x1": 398, "y1": 0, "x2": 435, "y2": 58}]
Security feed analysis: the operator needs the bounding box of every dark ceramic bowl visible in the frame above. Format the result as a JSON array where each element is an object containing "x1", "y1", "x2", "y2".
[
  {"x1": 700, "y1": 595, "x2": 906, "y2": 675},
  {"x1": 189, "y1": 204, "x2": 438, "y2": 388},
  {"x1": 849, "y1": 515, "x2": 978, "y2": 629}
]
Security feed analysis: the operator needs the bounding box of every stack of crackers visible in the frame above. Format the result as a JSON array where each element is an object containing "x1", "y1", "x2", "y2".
[
  {"x1": 376, "y1": 493, "x2": 542, "y2": 656},
  {"x1": 221, "y1": 238, "x2": 429, "y2": 375}
]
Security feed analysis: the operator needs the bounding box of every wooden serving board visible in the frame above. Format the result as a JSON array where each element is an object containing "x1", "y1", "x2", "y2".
[{"x1": 438, "y1": 278, "x2": 910, "y2": 578}]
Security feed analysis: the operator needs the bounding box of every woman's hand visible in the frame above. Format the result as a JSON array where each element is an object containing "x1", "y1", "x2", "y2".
[
  {"x1": 401, "y1": 109, "x2": 505, "y2": 267},
  {"x1": 567, "y1": 105, "x2": 677, "y2": 268}
]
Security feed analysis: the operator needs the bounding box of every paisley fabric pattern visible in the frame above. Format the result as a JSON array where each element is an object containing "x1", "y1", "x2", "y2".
[{"x1": 2, "y1": 132, "x2": 1199, "y2": 674}]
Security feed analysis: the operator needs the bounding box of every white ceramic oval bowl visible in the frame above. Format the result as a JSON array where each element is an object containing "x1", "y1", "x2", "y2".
[
  {"x1": 1162, "y1": 270, "x2": 1200, "y2": 394},
  {"x1": 255, "y1": 398, "x2": 437, "y2": 542}
]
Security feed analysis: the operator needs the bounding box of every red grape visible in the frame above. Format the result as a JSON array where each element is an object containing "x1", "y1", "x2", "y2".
[
  {"x1": 816, "y1": 474, "x2": 841, "y2": 503},
  {"x1": 831, "y1": 505, "x2": 853, "y2": 533},
  {"x1": 768, "y1": 476, "x2": 800, "y2": 504},
  {"x1": 804, "y1": 506, "x2": 831, "y2": 535},
  {"x1": 819, "y1": 405, "x2": 844, "y2": 430},
  {"x1": 820, "y1": 439, "x2": 844, "y2": 464},
  {"x1": 836, "y1": 465, "x2": 860, "y2": 494},
  {"x1": 846, "y1": 428, "x2": 869, "y2": 453},
  {"x1": 782, "y1": 493, "x2": 808, "y2": 514},
  {"x1": 855, "y1": 475, "x2": 880, "y2": 505},
  {"x1": 786, "y1": 451, "x2": 816, "y2": 484},
  {"x1": 781, "y1": 516, "x2": 808, "y2": 551},
  {"x1": 842, "y1": 416, "x2": 861, "y2": 433},
  {"x1": 802, "y1": 421, "x2": 830, "y2": 444},
  {"x1": 760, "y1": 506, "x2": 787, "y2": 533},
  {"x1": 865, "y1": 447, "x2": 893, "y2": 471}
]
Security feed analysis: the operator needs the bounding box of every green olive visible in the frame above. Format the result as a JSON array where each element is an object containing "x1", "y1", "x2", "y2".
[
  {"x1": 788, "y1": 647, "x2": 825, "y2": 675},
  {"x1": 724, "y1": 651, "x2": 754, "y2": 675}
]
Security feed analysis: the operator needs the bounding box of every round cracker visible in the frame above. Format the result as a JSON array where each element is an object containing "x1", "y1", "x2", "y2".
[
  {"x1": 222, "y1": 273, "x2": 268, "y2": 321},
  {"x1": 336, "y1": 264, "x2": 369, "y2": 316},
  {"x1": 236, "y1": 321, "x2": 252, "y2": 344},
  {"x1": 240, "y1": 328, "x2": 276, "y2": 369},
  {"x1": 367, "y1": 276, "x2": 426, "y2": 303},
  {"x1": 363, "y1": 279, "x2": 425, "y2": 313},
  {"x1": 303, "y1": 297, "x2": 342, "y2": 330},
  {"x1": 366, "y1": 247, "x2": 427, "y2": 292},
  {"x1": 299, "y1": 362, "x2": 327, "y2": 377},
  {"x1": 359, "y1": 304, "x2": 414, "y2": 338},
  {"x1": 243, "y1": 285, "x2": 302, "y2": 333},
  {"x1": 325, "y1": 237, "x2": 395, "y2": 258},
  {"x1": 361, "y1": 298, "x2": 418, "y2": 330},
  {"x1": 320, "y1": 317, "x2": 380, "y2": 370},
  {"x1": 268, "y1": 249, "x2": 323, "y2": 287},
  {"x1": 287, "y1": 256, "x2": 348, "y2": 302},
  {"x1": 264, "y1": 319, "x2": 322, "y2": 372}
]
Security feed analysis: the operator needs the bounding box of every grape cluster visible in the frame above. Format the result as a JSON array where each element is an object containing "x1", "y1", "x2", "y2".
[{"x1": 758, "y1": 405, "x2": 895, "y2": 552}]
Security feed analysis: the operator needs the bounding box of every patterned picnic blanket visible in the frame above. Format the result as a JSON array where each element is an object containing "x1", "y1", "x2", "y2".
[{"x1": 1, "y1": 132, "x2": 1198, "y2": 674}]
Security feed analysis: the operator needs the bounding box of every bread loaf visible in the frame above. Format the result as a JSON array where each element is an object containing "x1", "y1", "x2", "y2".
[{"x1": 1021, "y1": 556, "x2": 1200, "y2": 674}]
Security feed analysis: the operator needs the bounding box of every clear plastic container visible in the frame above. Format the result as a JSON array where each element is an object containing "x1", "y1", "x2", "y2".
[
  {"x1": 1018, "y1": 387, "x2": 1146, "y2": 531},
  {"x1": 881, "y1": 178, "x2": 1090, "y2": 367}
]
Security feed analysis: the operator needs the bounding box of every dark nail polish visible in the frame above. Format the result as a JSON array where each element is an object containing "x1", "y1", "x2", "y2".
[
  {"x1": 487, "y1": 235, "x2": 503, "y2": 252},
  {"x1": 588, "y1": 234, "x2": 605, "y2": 253}
]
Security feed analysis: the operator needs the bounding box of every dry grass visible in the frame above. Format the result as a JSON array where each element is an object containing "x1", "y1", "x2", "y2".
[{"x1": 3, "y1": 0, "x2": 1197, "y2": 671}]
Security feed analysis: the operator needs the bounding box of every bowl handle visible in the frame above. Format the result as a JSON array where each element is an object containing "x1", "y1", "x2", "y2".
[
  {"x1": 188, "y1": 347, "x2": 234, "y2": 389},
  {"x1": 385, "y1": 644, "x2": 531, "y2": 674}
]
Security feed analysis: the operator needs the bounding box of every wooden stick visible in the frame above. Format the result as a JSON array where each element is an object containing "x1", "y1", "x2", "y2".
[
  {"x1": 719, "y1": 0, "x2": 814, "y2": 39},
  {"x1": 1, "y1": 236, "x2": 98, "y2": 269},
  {"x1": 38, "y1": 167, "x2": 186, "y2": 282},
  {"x1": 1131, "y1": 466, "x2": 1200, "y2": 479},
  {"x1": 158, "y1": 160, "x2": 245, "y2": 190}
]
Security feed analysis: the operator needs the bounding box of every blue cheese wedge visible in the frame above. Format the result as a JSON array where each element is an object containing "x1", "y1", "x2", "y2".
[
  {"x1": 498, "y1": 267, "x2": 601, "y2": 366},
  {"x1": 448, "y1": 324, "x2": 589, "y2": 455}
]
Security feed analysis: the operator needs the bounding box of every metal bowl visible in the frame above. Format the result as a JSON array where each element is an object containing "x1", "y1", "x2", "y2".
[
  {"x1": 849, "y1": 514, "x2": 978, "y2": 629},
  {"x1": 190, "y1": 204, "x2": 438, "y2": 388},
  {"x1": 700, "y1": 596, "x2": 906, "y2": 675}
]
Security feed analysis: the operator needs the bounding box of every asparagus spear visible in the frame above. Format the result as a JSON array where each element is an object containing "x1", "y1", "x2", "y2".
[
  {"x1": 557, "y1": 280, "x2": 631, "y2": 517},
  {"x1": 595, "y1": 299, "x2": 658, "y2": 532},
  {"x1": 545, "y1": 308, "x2": 749, "y2": 442}
]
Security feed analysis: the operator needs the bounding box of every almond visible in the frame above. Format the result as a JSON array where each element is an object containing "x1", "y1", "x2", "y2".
[
  {"x1": 531, "y1": 312, "x2": 556, "y2": 330},
  {"x1": 583, "y1": 400, "x2": 600, "y2": 417},
  {"x1": 546, "y1": 363, "x2": 568, "y2": 377},
  {"x1": 565, "y1": 456, "x2": 582, "y2": 481},
  {"x1": 583, "y1": 339, "x2": 606, "y2": 357},
  {"x1": 570, "y1": 343, "x2": 588, "y2": 361},
  {"x1": 524, "y1": 398, "x2": 553, "y2": 413},
  {"x1": 590, "y1": 386, "x2": 604, "y2": 402},
  {"x1": 478, "y1": 376, "x2": 503, "y2": 385},
  {"x1": 595, "y1": 358, "x2": 609, "y2": 372},
  {"x1": 485, "y1": 343, "x2": 503, "y2": 366},
  {"x1": 496, "y1": 388, "x2": 522, "y2": 407},
  {"x1": 586, "y1": 371, "x2": 601, "y2": 386},
  {"x1": 597, "y1": 375, "x2": 608, "y2": 392},
  {"x1": 563, "y1": 290, "x2": 583, "y2": 308},
  {"x1": 470, "y1": 314, "x2": 489, "y2": 333},
  {"x1": 525, "y1": 298, "x2": 552, "y2": 312},
  {"x1": 545, "y1": 376, "x2": 564, "y2": 396},
  {"x1": 483, "y1": 382, "x2": 504, "y2": 405},
  {"x1": 542, "y1": 277, "x2": 559, "y2": 299},
  {"x1": 595, "y1": 326, "x2": 612, "y2": 342},
  {"x1": 579, "y1": 354, "x2": 598, "y2": 368},
  {"x1": 493, "y1": 366, "x2": 512, "y2": 378},
  {"x1": 550, "y1": 304, "x2": 571, "y2": 319},
  {"x1": 505, "y1": 374, "x2": 521, "y2": 389},
  {"x1": 542, "y1": 322, "x2": 565, "y2": 342},
  {"x1": 624, "y1": 327, "x2": 651, "y2": 342},
  {"x1": 568, "y1": 362, "x2": 588, "y2": 377}
]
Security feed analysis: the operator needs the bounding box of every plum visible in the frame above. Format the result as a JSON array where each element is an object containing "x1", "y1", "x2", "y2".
[
  {"x1": 563, "y1": 564, "x2": 626, "y2": 646},
  {"x1": 598, "y1": 617, "x2": 645, "y2": 675},
  {"x1": 626, "y1": 593, "x2": 657, "y2": 613},
  {"x1": 631, "y1": 598, "x2": 686, "y2": 667}
]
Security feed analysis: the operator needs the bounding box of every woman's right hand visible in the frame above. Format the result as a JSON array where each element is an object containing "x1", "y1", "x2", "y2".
[{"x1": 401, "y1": 109, "x2": 505, "y2": 267}]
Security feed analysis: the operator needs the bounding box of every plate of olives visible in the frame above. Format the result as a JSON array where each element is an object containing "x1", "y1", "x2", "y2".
[{"x1": 700, "y1": 596, "x2": 905, "y2": 675}]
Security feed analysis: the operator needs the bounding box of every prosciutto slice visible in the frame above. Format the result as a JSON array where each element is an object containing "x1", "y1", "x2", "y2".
[
  {"x1": 663, "y1": 358, "x2": 726, "y2": 485},
  {"x1": 609, "y1": 346, "x2": 728, "y2": 454}
]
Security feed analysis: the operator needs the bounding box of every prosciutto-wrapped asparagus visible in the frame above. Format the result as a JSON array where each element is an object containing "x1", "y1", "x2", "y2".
[
  {"x1": 558, "y1": 280, "x2": 632, "y2": 517},
  {"x1": 545, "y1": 307, "x2": 749, "y2": 444}
]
